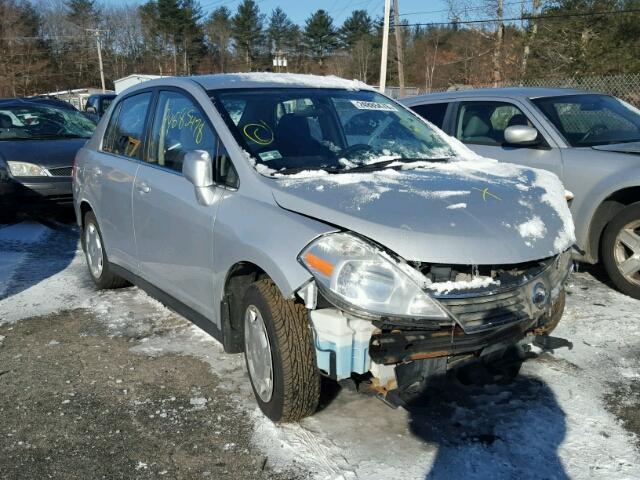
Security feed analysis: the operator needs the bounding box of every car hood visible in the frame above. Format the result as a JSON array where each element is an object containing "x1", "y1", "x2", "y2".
[
  {"x1": 592, "y1": 141, "x2": 640, "y2": 154},
  {"x1": 0, "y1": 138, "x2": 87, "y2": 168},
  {"x1": 270, "y1": 158, "x2": 575, "y2": 265}
]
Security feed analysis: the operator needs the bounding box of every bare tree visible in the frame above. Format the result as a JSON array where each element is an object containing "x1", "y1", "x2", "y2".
[{"x1": 521, "y1": 0, "x2": 541, "y2": 80}]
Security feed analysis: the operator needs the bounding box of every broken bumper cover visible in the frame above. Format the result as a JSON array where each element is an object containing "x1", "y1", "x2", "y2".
[
  {"x1": 370, "y1": 322, "x2": 533, "y2": 365},
  {"x1": 370, "y1": 250, "x2": 573, "y2": 364}
]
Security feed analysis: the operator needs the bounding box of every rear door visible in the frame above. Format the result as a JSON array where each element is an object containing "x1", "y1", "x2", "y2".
[
  {"x1": 132, "y1": 88, "x2": 231, "y2": 318},
  {"x1": 450, "y1": 99, "x2": 564, "y2": 178},
  {"x1": 94, "y1": 90, "x2": 153, "y2": 269}
]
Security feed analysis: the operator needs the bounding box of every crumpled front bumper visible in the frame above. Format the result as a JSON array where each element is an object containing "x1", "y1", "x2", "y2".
[{"x1": 370, "y1": 250, "x2": 573, "y2": 365}]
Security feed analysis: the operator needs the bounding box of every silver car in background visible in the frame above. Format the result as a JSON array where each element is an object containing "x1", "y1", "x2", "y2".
[
  {"x1": 73, "y1": 74, "x2": 574, "y2": 422},
  {"x1": 403, "y1": 88, "x2": 640, "y2": 299}
]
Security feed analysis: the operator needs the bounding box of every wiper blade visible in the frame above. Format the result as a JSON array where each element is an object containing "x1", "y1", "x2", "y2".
[
  {"x1": 343, "y1": 157, "x2": 450, "y2": 173},
  {"x1": 275, "y1": 165, "x2": 341, "y2": 175}
]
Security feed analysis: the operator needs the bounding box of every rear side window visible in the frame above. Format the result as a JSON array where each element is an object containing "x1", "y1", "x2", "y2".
[
  {"x1": 102, "y1": 92, "x2": 152, "y2": 159},
  {"x1": 411, "y1": 102, "x2": 449, "y2": 129}
]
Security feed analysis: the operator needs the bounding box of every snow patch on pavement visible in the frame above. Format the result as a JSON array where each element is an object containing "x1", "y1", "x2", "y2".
[{"x1": 1, "y1": 224, "x2": 639, "y2": 479}]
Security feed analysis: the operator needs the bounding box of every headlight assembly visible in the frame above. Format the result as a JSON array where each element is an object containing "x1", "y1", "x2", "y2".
[
  {"x1": 7, "y1": 161, "x2": 47, "y2": 177},
  {"x1": 299, "y1": 232, "x2": 449, "y2": 320}
]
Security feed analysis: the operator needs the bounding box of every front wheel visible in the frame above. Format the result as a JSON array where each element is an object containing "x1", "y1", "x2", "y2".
[
  {"x1": 242, "y1": 279, "x2": 320, "y2": 422},
  {"x1": 602, "y1": 203, "x2": 640, "y2": 299}
]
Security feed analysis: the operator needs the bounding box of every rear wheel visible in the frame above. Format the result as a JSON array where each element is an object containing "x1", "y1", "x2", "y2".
[
  {"x1": 242, "y1": 279, "x2": 320, "y2": 422},
  {"x1": 83, "y1": 211, "x2": 128, "y2": 289},
  {"x1": 602, "y1": 203, "x2": 640, "y2": 299}
]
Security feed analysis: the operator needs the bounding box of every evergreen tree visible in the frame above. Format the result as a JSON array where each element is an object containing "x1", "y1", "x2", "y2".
[
  {"x1": 267, "y1": 7, "x2": 295, "y2": 54},
  {"x1": 205, "y1": 6, "x2": 233, "y2": 72},
  {"x1": 339, "y1": 9, "x2": 372, "y2": 49},
  {"x1": 232, "y1": 0, "x2": 264, "y2": 69},
  {"x1": 303, "y1": 9, "x2": 337, "y2": 65},
  {"x1": 66, "y1": 0, "x2": 99, "y2": 29}
]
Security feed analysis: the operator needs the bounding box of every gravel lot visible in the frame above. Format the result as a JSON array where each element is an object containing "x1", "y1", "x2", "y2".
[{"x1": 1, "y1": 214, "x2": 639, "y2": 479}]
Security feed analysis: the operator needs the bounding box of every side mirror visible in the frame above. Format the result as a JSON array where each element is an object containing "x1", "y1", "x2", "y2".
[
  {"x1": 183, "y1": 150, "x2": 215, "y2": 205},
  {"x1": 86, "y1": 106, "x2": 97, "y2": 114},
  {"x1": 504, "y1": 125, "x2": 539, "y2": 146}
]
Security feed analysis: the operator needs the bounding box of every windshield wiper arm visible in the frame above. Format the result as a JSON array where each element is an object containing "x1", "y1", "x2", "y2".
[
  {"x1": 274, "y1": 165, "x2": 341, "y2": 175},
  {"x1": 343, "y1": 157, "x2": 450, "y2": 173}
]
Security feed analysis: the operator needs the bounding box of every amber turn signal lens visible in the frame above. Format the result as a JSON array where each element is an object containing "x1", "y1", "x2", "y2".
[{"x1": 303, "y1": 252, "x2": 334, "y2": 277}]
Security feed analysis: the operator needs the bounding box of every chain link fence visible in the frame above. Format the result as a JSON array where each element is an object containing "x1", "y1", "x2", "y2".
[{"x1": 390, "y1": 74, "x2": 640, "y2": 106}]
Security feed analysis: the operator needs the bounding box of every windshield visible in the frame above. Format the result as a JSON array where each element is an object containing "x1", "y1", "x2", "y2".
[
  {"x1": 0, "y1": 104, "x2": 96, "y2": 140},
  {"x1": 532, "y1": 94, "x2": 640, "y2": 147},
  {"x1": 211, "y1": 88, "x2": 455, "y2": 174}
]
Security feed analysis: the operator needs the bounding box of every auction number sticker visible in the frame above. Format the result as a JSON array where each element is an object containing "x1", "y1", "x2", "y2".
[{"x1": 350, "y1": 100, "x2": 398, "y2": 112}]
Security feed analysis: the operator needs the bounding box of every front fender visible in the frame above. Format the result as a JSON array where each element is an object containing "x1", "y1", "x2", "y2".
[
  {"x1": 212, "y1": 191, "x2": 336, "y2": 322},
  {"x1": 573, "y1": 166, "x2": 640, "y2": 259}
]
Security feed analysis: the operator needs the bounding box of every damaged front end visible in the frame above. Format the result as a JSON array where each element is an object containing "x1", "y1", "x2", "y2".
[{"x1": 297, "y1": 233, "x2": 574, "y2": 405}]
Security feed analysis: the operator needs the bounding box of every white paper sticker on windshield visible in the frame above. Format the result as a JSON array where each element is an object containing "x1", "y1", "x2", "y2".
[
  {"x1": 350, "y1": 100, "x2": 398, "y2": 112},
  {"x1": 258, "y1": 150, "x2": 282, "y2": 162}
]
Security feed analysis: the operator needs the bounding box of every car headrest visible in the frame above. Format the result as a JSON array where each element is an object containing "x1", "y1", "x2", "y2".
[
  {"x1": 0, "y1": 113, "x2": 13, "y2": 129},
  {"x1": 507, "y1": 114, "x2": 529, "y2": 127},
  {"x1": 463, "y1": 115, "x2": 490, "y2": 138}
]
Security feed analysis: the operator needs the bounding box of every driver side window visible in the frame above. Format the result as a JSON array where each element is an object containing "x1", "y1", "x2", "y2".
[
  {"x1": 456, "y1": 101, "x2": 533, "y2": 146},
  {"x1": 148, "y1": 90, "x2": 238, "y2": 187}
]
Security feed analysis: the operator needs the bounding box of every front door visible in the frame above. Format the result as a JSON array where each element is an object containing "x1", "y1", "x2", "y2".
[
  {"x1": 132, "y1": 89, "x2": 223, "y2": 318},
  {"x1": 452, "y1": 100, "x2": 564, "y2": 179}
]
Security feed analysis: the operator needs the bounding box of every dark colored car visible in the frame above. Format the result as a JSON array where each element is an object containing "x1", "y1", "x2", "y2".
[
  {"x1": 85, "y1": 93, "x2": 116, "y2": 118},
  {"x1": 0, "y1": 98, "x2": 96, "y2": 211}
]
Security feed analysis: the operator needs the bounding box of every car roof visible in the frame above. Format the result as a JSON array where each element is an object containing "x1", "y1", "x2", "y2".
[
  {"x1": 133, "y1": 72, "x2": 375, "y2": 93},
  {"x1": 401, "y1": 87, "x2": 597, "y2": 104},
  {"x1": 0, "y1": 97, "x2": 78, "y2": 110}
]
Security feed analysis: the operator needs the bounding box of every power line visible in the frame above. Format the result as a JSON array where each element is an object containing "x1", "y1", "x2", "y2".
[
  {"x1": 398, "y1": 0, "x2": 529, "y2": 17},
  {"x1": 401, "y1": 7, "x2": 640, "y2": 27}
]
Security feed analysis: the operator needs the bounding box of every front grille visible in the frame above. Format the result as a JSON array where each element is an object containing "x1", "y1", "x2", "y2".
[
  {"x1": 437, "y1": 288, "x2": 529, "y2": 332},
  {"x1": 47, "y1": 166, "x2": 73, "y2": 177}
]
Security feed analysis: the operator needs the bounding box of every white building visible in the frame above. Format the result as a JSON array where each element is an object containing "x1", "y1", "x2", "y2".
[
  {"x1": 114, "y1": 74, "x2": 165, "y2": 94},
  {"x1": 41, "y1": 88, "x2": 113, "y2": 110}
]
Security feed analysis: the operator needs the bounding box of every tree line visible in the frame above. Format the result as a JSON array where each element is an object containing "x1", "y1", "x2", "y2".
[{"x1": 0, "y1": 0, "x2": 639, "y2": 97}]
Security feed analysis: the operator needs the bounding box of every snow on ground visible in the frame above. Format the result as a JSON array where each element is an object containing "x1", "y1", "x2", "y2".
[{"x1": 1, "y1": 221, "x2": 639, "y2": 479}]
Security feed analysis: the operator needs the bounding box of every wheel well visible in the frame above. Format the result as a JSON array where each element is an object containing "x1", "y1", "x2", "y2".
[
  {"x1": 588, "y1": 187, "x2": 640, "y2": 263},
  {"x1": 79, "y1": 201, "x2": 93, "y2": 228},
  {"x1": 220, "y1": 262, "x2": 268, "y2": 353}
]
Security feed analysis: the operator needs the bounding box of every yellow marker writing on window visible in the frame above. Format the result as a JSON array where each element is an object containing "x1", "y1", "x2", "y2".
[{"x1": 243, "y1": 121, "x2": 274, "y2": 146}]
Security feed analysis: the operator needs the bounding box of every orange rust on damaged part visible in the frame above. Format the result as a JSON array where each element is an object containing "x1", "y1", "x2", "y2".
[{"x1": 407, "y1": 350, "x2": 451, "y2": 361}]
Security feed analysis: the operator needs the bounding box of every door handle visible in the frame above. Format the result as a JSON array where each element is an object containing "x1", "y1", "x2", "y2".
[
  {"x1": 93, "y1": 167, "x2": 102, "y2": 176},
  {"x1": 137, "y1": 182, "x2": 150, "y2": 194}
]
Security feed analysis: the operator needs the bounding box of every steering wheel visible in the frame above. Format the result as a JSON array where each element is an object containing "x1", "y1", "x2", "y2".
[
  {"x1": 341, "y1": 143, "x2": 374, "y2": 160},
  {"x1": 580, "y1": 123, "x2": 608, "y2": 143}
]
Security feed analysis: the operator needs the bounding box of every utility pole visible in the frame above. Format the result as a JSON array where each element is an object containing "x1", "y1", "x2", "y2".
[
  {"x1": 393, "y1": 0, "x2": 405, "y2": 97},
  {"x1": 492, "y1": 0, "x2": 504, "y2": 87},
  {"x1": 87, "y1": 28, "x2": 106, "y2": 93},
  {"x1": 379, "y1": 0, "x2": 391, "y2": 93}
]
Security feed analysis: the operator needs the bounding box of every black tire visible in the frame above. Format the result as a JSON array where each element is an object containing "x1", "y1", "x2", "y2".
[
  {"x1": 82, "y1": 211, "x2": 129, "y2": 289},
  {"x1": 601, "y1": 202, "x2": 640, "y2": 299},
  {"x1": 241, "y1": 279, "x2": 320, "y2": 422}
]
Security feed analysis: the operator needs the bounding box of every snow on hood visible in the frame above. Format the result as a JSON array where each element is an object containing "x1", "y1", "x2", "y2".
[{"x1": 269, "y1": 157, "x2": 576, "y2": 265}]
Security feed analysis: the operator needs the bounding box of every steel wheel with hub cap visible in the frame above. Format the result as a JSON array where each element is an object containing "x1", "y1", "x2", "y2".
[
  {"x1": 602, "y1": 203, "x2": 640, "y2": 299},
  {"x1": 82, "y1": 211, "x2": 129, "y2": 289},
  {"x1": 244, "y1": 305, "x2": 274, "y2": 403},
  {"x1": 241, "y1": 278, "x2": 320, "y2": 422}
]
